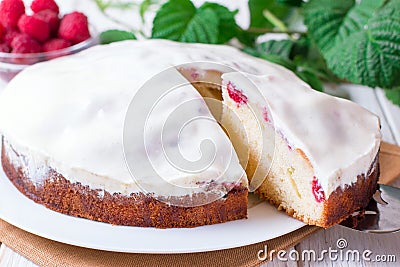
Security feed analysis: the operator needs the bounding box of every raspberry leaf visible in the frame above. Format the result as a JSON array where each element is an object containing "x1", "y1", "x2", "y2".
[
  {"x1": 385, "y1": 88, "x2": 400, "y2": 106},
  {"x1": 304, "y1": 0, "x2": 400, "y2": 88},
  {"x1": 199, "y1": 2, "x2": 238, "y2": 44},
  {"x1": 304, "y1": 0, "x2": 358, "y2": 55},
  {"x1": 151, "y1": 0, "x2": 222, "y2": 44},
  {"x1": 151, "y1": 0, "x2": 196, "y2": 41},
  {"x1": 180, "y1": 7, "x2": 219, "y2": 43},
  {"x1": 257, "y1": 39, "x2": 295, "y2": 59},
  {"x1": 100, "y1": 30, "x2": 136, "y2": 44},
  {"x1": 235, "y1": 29, "x2": 258, "y2": 47}
]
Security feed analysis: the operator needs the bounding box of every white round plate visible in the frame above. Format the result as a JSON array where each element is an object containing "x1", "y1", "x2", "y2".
[{"x1": 0, "y1": 164, "x2": 305, "y2": 254}]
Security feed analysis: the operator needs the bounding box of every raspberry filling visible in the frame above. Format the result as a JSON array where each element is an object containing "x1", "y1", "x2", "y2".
[
  {"x1": 227, "y1": 81, "x2": 248, "y2": 106},
  {"x1": 262, "y1": 107, "x2": 270, "y2": 123},
  {"x1": 312, "y1": 176, "x2": 325, "y2": 203}
]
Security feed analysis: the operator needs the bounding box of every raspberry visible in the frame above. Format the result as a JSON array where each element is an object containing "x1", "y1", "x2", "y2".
[
  {"x1": 35, "y1": 10, "x2": 60, "y2": 35},
  {"x1": 311, "y1": 176, "x2": 325, "y2": 203},
  {"x1": 0, "y1": 43, "x2": 10, "y2": 53},
  {"x1": 43, "y1": 38, "x2": 71, "y2": 52},
  {"x1": 31, "y1": 0, "x2": 59, "y2": 14},
  {"x1": 227, "y1": 81, "x2": 248, "y2": 107},
  {"x1": 58, "y1": 12, "x2": 90, "y2": 44},
  {"x1": 0, "y1": 0, "x2": 25, "y2": 29},
  {"x1": 0, "y1": 24, "x2": 5, "y2": 42},
  {"x1": 11, "y1": 34, "x2": 42, "y2": 54},
  {"x1": 4, "y1": 30, "x2": 19, "y2": 46},
  {"x1": 18, "y1": 14, "x2": 50, "y2": 42}
]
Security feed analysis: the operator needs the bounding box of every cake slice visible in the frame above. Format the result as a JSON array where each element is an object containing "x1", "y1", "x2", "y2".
[{"x1": 220, "y1": 70, "x2": 381, "y2": 228}]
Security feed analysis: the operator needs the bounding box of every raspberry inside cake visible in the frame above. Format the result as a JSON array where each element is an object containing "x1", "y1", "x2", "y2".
[{"x1": 0, "y1": 40, "x2": 381, "y2": 228}]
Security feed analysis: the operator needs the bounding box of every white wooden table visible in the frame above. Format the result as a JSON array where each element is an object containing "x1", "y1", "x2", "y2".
[{"x1": 1, "y1": 1, "x2": 399, "y2": 266}]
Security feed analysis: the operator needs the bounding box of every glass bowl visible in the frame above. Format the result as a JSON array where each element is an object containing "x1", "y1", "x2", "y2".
[{"x1": 0, "y1": 32, "x2": 98, "y2": 83}]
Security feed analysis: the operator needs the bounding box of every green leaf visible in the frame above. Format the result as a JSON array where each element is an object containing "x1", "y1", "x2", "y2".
[
  {"x1": 294, "y1": 55, "x2": 335, "y2": 82},
  {"x1": 199, "y1": 2, "x2": 238, "y2": 43},
  {"x1": 248, "y1": 0, "x2": 291, "y2": 28},
  {"x1": 151, "y1": 0, "x2": 220, "y2": 43},
  {"x1": 290, "y1": 36, "x2": 309, "y2": 59},
  {"x1": 259, "y1": 54, "x2": 296, "y2": 71},
  {"x1": 180, "y1": 8, "x2": 219, "y2": 43},
  {"x1": 241, "y1": 47, "x2": 260, "y2": 57},
  {"x1": 151, "y1": 0, "x2": 196, "y2": 41},
  {"x1": 357, "y1": 1, "x2": 400, "y2": 88},
  {"x1": 304, "y1": 0, "x2": 400, "y2": 88},
  {"x1": 304, "y1": 0, "x2": 355, "y2": 55},
  {"x1": 254, "y1": 38, "x2": 312, "y2": 62},
  {"x1": 385, "y1": 88, "x2": 400, "y2": 106},
  {"x1": 236, "y1": 29, "x2": 258, "y2": 47},
  {"x1": 257, "y1": 39, "x2": 295, "y2": 59},
  {"x1": 100, "y1": 30, "x2": 136, "y2": 44},
  {"x1": 276, "y1": 0, "x2": 303, "y2": 7}
]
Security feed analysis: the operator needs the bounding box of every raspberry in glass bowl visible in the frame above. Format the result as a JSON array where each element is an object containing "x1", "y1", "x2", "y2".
[{"x1": 0, "y1": 0, "x2": 98, "y2": 83}]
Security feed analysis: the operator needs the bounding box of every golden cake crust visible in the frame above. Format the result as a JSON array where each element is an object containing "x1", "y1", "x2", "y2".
[
  {"x1": 1, "y1": 136, "x2": 379, "y2": 229},
  {"x1": 1, "y1": 139, "x2": 248, "y2": 228}
]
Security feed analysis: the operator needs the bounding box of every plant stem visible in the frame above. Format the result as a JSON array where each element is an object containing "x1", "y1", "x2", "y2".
[
  {"x1": 263, "y1": 9, "x2": 288, "y2": 33},
  {"x1": 246, "y1": 27, "x2": 306, "y2": 36}
]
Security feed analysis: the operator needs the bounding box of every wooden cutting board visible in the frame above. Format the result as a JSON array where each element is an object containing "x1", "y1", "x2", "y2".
[{"x1": 379, "y1": 141, "x2": 400, "y2": 185}]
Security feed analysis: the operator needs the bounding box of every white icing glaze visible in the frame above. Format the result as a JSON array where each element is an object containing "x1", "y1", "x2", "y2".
[
  {"x1": 0, "y1": 40, "x2": 380, "y2": 198},
  {"x1": 0, "y1": 40, "x2": 254, "y2": 196}
]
